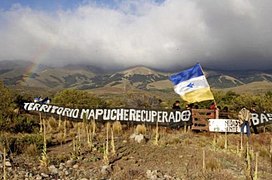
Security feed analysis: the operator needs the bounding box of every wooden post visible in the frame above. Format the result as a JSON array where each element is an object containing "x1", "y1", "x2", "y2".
[
  {"x1": 254, "y1": 152, "x2": 258, "y2": 180},
  {"x1": 154, "y1": 120, "x2": 159, "y2": 145},
  {"x1": 106, "y1": 123, "x2": 109, "y2": 155},
  {"x1": 3, "y1": 147, "x2": 6, "y2": 180},
  {"x1": 111, "y1": 128, "x2": 116, "y2": 155},
  {"x1": 202, "y1": 149, "x2": 206, "y2": 172},
  {"x1": 246, "y1": 142, "x2": 251, "y2": 179},
  {"x1": 240, "y1": 132, "x2": 243, "y2": 151},
  {"x1": 270, "y1": 138, "x2": 272, "y2": 169},
  {"x1": 58, "y1": 114, "x2": 61, "y2": 128},
  {"x1": 39, "y1": 112, "x2": 43, "y2": 133}
]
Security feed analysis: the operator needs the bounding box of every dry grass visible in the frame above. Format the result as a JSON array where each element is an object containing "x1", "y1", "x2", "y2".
[
  {"x1": 206, "y1": 157, "x2": 221, "y2": 171},
  {"x1": 223, "y1": 81, "x2": 272, "y2": 94},
  {"x1": 135, "y1": 124, "x2": 147, "y2": 135},
  {"x1": 48, "y1": 116, "x2": 58, "y2": 130},
  {"x1": 3, "y1": 114, "x2": 272, "y2": 180},
  {"x1": 112, "y1": 121, "x2": 122, "y2": 135},
  {"x1": 25, "y1": 144, "x2": 38, "y2": 156}
]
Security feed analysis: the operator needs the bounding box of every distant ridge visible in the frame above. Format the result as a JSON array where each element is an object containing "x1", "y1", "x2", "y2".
[{"x1": 0, "y1": 60, "x2": 272, "y2": 93}]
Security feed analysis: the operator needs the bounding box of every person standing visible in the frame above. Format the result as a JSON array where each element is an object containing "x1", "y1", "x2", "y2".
[
  {"x1": 171, "y1": 100, "x2": 181, "y2": 129},
  {"x1": 238, "y1": 107, "x2": 252, "y2": 137},
  {"x1": 172, "y1": 100, "x2": 181, "y2": 110}
]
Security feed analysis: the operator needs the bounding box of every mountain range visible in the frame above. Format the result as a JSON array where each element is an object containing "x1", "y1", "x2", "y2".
[{"x1": 1, "y1": 60, "x2": 272, "y2": 93}]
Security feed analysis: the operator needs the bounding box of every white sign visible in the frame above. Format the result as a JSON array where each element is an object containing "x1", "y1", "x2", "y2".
[{"x1": 209, "y1": 119, "x2": 246, "y2": 133}]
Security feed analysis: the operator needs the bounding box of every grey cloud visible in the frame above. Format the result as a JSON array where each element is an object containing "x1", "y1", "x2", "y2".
[{"x1": 0, "y1": 0, "x2": 272, "y2": 70}]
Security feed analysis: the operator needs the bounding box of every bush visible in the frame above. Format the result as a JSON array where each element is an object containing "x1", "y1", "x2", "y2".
[
  {"x1": 25, "y1": 144, "x2": 38, "y2": 156},
  {"x1": 48, "y1": 116, "x2": 58, "y2": 129},
  {"x1": 0, "y1": 115, "x2": 39, "y2": 133},
  {"x1": 0, "y1": 133, "x2": 43, "y2": 154},
  {"x1": 113, "y1": 121, "x2": 122, "y2": 135},
  {"x1": 53, "y1": 89, "x2": 108, "y2": 108},
  {"x1": 135, "y1": 124, "x2": 146, "y2": 134},
  {"x1": 206, "y1": 157, "x2": 221, "y2": 171}
]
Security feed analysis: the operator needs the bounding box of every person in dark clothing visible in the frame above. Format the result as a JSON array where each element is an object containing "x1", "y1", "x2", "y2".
[
  {"x1": 170, "y1": 100, "x2": 181, "y2": 129},
  {"x1": 172, "y1": 100, "x2": 181, "y2": 110},
  {"x1": 194, "y1": 104, "x2": 199, "y2": 109},
  {"x1": 222, "y1": 106, "x2": 228, "y2": 112},
  {"x1": 186, "y1": 103, "x2": 194, "y2": 110},
  {"x1": 220, "y1": 106, "x2": 229, "y2": 119}
]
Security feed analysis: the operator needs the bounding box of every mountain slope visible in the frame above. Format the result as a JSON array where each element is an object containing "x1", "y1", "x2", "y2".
[{"x1": 1, "y1": 60, "x2": 272, "y2": 93}]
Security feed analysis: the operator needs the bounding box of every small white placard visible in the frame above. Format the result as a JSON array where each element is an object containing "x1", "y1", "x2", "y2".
[{"x1": 209, "y1": 119, "x2": 246, "y2": 133}]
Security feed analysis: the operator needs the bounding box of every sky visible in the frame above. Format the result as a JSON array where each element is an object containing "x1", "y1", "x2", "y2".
[{"x1": 0, "y1": 0, "x2": 272, "y2": 70}]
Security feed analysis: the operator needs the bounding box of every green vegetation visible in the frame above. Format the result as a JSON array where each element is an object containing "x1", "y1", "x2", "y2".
[
  {"x1": 53, "y1": 89, "x2": 107, "y2": 108},
  {"x1": 0, "y1": 81, "x2": 14, "y2": 118},
  {"x1": 1, "y1": 79, "x2": 272, "y2": 156}
]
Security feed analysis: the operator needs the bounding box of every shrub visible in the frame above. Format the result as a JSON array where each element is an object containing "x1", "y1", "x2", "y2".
[
  {"x1": 113, "y1": 121, "x2": 122, "y2": 135},
  {"x1": 135, "y1": 124, "x2": 146, "y2": 135},
  {"x1": 206, "y1": 157, "x2": 221, "y2": 171},
  {"x1": 259, "y1": 147, "x2": 270, "y2": 158},
  {"x1": 48, "y1": 117, "x2": 58, "y2": 129},
  {"x1": 25, "y1": 144, "x2": 38, "y2": 156},
  {"x1": 0, "y1": 115, "x2": 39, "y2": 133},
  {"x1": 0, "y1": 133, "x2": 43, "y2": 154}
]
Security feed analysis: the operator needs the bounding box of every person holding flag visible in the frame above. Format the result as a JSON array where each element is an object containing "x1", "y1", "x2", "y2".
[{"x1": 169, "y1": 63, "x2": 214, "y2": 103}]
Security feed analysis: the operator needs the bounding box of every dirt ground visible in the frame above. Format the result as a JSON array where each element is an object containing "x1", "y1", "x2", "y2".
[{"x1": 2, "y1": 125, "x2": 272, "y2": 180}]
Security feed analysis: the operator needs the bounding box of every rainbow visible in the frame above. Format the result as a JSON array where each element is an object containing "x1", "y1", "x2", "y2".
[{"x1": 20, "y1": 43, "x2": 51, "y2": 84}]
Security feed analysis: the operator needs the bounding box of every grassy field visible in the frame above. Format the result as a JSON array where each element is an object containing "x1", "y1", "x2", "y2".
[
  {"x1": 1, "y1": 116, "x2": 272, "y2": 179},
  {"x1": 221, "y1": 81, "x2": 272, "y2": 94}
]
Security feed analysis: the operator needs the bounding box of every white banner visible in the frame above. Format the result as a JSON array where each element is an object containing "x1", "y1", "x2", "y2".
[{"x1": 209, "y1": 119, "x2": 246, "y2": 133}]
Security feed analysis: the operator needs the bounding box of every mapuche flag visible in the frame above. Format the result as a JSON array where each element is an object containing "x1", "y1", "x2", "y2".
[{"x1": 169, "y1": 63, "x2": 214, "y2": 103}]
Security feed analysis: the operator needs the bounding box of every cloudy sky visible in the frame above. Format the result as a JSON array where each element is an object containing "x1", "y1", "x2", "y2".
[{"x1": 0, "y1": 0, "x2": 272, "y2": 70}]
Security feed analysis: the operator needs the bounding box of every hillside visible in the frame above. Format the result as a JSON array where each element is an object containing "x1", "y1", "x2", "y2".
[
  {"x1": 2, "y1": 122, "x2": 272, "y2": 179},
  {"x1": 1, "y1": 60, "x2": 272, "y2": 93}
]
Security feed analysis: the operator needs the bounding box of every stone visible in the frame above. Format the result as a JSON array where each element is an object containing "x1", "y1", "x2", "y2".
[
  {"x1": 101, "y1": 165, "x2": 111, "y2": 175},
  {"x1": 35, "y1": 175, "x2": 42, "y2": 180},
  {"x1": 147, "y1": 170, "x2": 166, "y2": 180},
  {"x1": 73, "y1": 164, "x2": 79, "y2": 169},
  {"x1": 129, "y1": 133, "x2": 136, "y2": 139},
  {"x1": 41, "y1": 173, "x2": 49, "y2": 178},
  {"x1": 59, "y1": 162, "x2": 65, "y2": 170},
  {"x1": 135, "y1": 134, "x2": 145, "y2": 143},
  {"x1": 164, "y1": 174, "x2": 172, "y2": 179},
  {"x1": 66, "y1": 159, "x2": 76, "y2": 167},
  {"x1": 146, "y1": 170, "x2": 152, "y2": 177},
  {"x1": 5, "y1": 161, "x2": 12, "y2": 167},
  {"x1": 64, "y1": 170, "x2": 70, "y2": 176},
  {"x1": 130, "y1": 133, "x2": 145, "y2": 143},
  {"x1": 49, "y1": 165, "x2": 58, "y2": 175}
]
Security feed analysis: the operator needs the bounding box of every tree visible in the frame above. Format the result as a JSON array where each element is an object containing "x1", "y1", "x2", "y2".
[
  {"x1": 0, "y1": 81, "x2": 14, "y2": 118},
  {"x1": 53, "y1": 89, "x2": 107, "y2": 108},
  {"x1": 125, "y1": 93, "x2": 161, "y2": 109}
]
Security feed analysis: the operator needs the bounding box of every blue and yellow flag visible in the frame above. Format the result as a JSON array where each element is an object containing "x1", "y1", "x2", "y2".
[{"x1": 169, "y1": 63, "x2": 214, "y2": 103}]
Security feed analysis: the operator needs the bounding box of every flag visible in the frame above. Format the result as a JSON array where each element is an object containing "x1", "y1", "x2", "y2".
[{"x1": 169, "y1": 63, "x2": 214, "y2": 103}]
